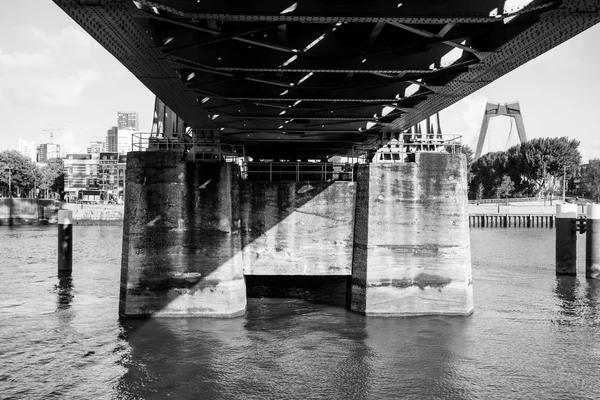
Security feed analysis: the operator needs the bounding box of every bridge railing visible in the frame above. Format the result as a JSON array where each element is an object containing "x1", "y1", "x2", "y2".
[
  {"x1": 131, "y1": 132, "x2": 248, "y2": 176},
  {"x1": 468, "y1": 197, "x2": 553, "y2": 205},
  {"x1": 354, "y1": 133, "x2": 463, "y2": 163},
  {"x1": 246, "y1": 162, "x2": 354, "y2": 182},
  {"x1": 132, "y1": 132, "x2": 245, "y2": 160}
]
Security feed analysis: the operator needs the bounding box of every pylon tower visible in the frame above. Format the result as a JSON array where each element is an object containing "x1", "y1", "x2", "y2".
[{"x1": 474, "y1": 102, "x2": 527, "y2": 160}]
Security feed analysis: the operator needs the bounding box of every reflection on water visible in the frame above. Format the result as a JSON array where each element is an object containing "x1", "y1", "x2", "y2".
[
  {"x1": 1, "y1": 226, "x2": 600, "y2": 398},
  {"x1": 55, "y1": 272, "x2": 73, "y2": 310}
]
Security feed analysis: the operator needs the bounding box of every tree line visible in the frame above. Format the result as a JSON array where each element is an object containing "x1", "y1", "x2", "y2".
[
  {"x1": 0, "y1": 150, "x2": 64, "y2": 198},
  {"x1": 466, "y1": 136, "x2": 600, "y2": 202}
]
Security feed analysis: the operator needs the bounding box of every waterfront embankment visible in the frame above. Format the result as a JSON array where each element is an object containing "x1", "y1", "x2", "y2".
[
  {"x1": 0, "y1": 199, "x2": 124, "y2": 226},
  {"x1": 61, "y1": 203, "x2": 123, "y2": 225},
  {"x1": 468, "y1": 202, "x2": 589, "y2": 227},
  {"x1": 0, "y1": 198, "x2": 61, "y2": 225}
]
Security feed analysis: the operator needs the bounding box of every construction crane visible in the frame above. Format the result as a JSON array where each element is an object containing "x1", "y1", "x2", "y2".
[{"x1": 42, "y1": 127, "x2": 67, "y2": 144}]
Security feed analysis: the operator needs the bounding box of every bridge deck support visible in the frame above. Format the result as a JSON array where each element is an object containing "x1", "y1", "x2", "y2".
[
  {"x1": 119, "y1": 152, "x2": 246, "y2": 318},
  {"x1": 350, "y1": 153, "x2": 473, "y2": 316}
]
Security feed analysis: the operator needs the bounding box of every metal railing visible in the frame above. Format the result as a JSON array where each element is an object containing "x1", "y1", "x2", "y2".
[
  {"x1": 468, "y1": 197, "x2": 554, "y2": 205},
  {"x1": 352, "y1": 134, "x2": 463, "y2": 163},
  {"x1": 133, "y1": 131, "x2": 245, "y2": 158},
  {"x1": 132, "y1": 132, "x2": 248, "y2": 177},
  {"x1": 246, "y1": 162, "x2": 354, "y2": 182}
]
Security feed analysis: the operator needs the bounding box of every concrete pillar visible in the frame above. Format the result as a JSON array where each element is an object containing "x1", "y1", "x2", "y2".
[
  {"x1": 586, "y1": 204, "x2": 600, "y2": 279},
  {"x1": 556, "y1": 204, "x2": 577, "y2": 276},
  {"x1": 119, "y1": 152, "x2": 246, "y2": 318},
  {"x1": 350, "y1": 153, "x2": 473, "y2": 316}
]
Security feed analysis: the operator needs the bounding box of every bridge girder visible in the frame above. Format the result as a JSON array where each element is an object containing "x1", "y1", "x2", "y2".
[{"x1": 53, "y1": 0, "x2": 600, "y2": 159}]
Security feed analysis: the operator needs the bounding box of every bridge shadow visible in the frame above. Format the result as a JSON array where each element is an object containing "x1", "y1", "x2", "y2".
[
  {"x1": 115, "y1": 301, "x2": 371, "y2": 398},
  {"x1": 124, "y1": 160, "x2": 354, "y2": 318}
]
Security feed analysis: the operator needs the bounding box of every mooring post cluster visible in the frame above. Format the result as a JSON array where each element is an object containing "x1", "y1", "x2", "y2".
[{"x1": 555, "y1": 203, "x2": 600, "y2": 278}]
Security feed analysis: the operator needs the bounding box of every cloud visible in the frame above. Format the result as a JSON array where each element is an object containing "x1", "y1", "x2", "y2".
[
  {"x1": 0, "y1": 24, "x2": 105, "y2": 109},
  {"x1": 39, "y1": 69, "x2": 104, "y2": 108},
  {"x1": 0, "y1": 48, "x2": 53, "y2": 68},
  {"x1": 579, "y1": 138, "x2": 600, "y2": 162},
  {"x1": 30, "y1": 26, "x2": 98, "y2": 58},
  {"x1": 0, "y1": 68, "x2": 103, "y2": 108},
  {"x1": 54, "y1": 130, "x2": 88, "y2": 155}
]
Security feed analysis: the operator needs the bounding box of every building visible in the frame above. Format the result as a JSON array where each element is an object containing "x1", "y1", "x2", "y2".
[
  {"x1": 39, "y1": 143, "x2": 61, "y2": 162},
  {"x1": 106, "y1": 126, "x2": 118, "y2": 153},
  {"x1": 17, "y1": 139, "x2": 36, "y2": 162},
  {"x1": 63, "y1": 153, "x2": 99, "y2": 201},
  {"x1": 106, "y1": 126, "x2": 135, "y2": 154},
  {"x1": 87, "y1": 141, "x2": 105, "y2": 154},
  {"x1": 572, "y1": 163, "x2": 590, "y2": 195},
  {"x1": 63, "y1": 152, "x2": 127, "y2": 202},
  {"x1": 99, "y1": 152, "x2": 127, "y2": 199},
  {"x1": 117, "y1": 129, "x2": 136, "y2": 154},
  {"x1": 118, "y1": 111, "x2": 139, "y2": 130}
]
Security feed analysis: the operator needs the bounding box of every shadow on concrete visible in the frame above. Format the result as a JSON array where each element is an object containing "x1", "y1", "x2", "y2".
[{"x1": 245, "y1": 275, "x2": 349, "y2": 308}]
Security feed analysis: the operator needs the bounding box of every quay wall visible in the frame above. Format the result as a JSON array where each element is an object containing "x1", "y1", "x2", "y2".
[
  {"x1": 469, "y1": 204, "x2": 587, "y2": 215},
  {"x1": 0, "y1": 198, "x2": 61, "y2": 225},
  {"x1": 61, "y1": 203, "x2": 124, "y2": 225}
]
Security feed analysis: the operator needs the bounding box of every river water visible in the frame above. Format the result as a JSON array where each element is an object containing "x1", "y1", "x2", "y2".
[{"x1": 1, "y1": 225, "x2": 599, "y2": 399}]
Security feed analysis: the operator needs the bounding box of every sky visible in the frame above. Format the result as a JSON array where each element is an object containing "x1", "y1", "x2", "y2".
[{"x1": 1, "y1": 1, "x2": 599, "y2": 160}]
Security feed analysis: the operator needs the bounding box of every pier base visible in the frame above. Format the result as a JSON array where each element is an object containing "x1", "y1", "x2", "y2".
[
  {"x1": 349, "y1": 153, "x2": 473, "y2": 316},
  {"x1": 119, "y1": 152, "x2": 246, "y2": 318},
  {"x1": 556, "y1": 204, "x2": 577, "y2": 276},
  {"x1": 586, "y1": 204, "x2": 600, "y2": 279}
]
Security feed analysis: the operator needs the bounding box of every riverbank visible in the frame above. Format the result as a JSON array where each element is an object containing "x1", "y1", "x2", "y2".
[
  {"x1": 0, "y1": 198, "x2": 61, "y2": 225},
  {"x1": 61, "y1": 203, "x2": 124, "y2": 225}
]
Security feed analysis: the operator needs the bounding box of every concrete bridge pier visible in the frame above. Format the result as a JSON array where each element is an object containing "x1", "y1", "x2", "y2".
[
  {"x1": 349, "y1": 153, "x2": 473, "y2": 316},
  {"x1": 119, "y1": 151, "x2": 246, "y2": 318}
]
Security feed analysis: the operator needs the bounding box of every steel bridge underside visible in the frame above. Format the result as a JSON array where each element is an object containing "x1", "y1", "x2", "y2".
[{"x1": 54, "y1": 0, "x2": 599, "y2": 160}]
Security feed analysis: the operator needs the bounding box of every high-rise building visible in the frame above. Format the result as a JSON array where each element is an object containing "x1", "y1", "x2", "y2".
[
  {"x1": 39, "y1": 143, "x2": 61, "y2": 163},
  {"x1": 106, "y1": 126, "x2": 118, "y2": 153},
  {"x1": 106, "y1": 126, "x2": 136, "y2": 154},
  {"x1": 118, "y1": 111, "x2": 139, "y2": 130},
  {"x1": 17, "y1": 139, "x2": 36, "y2": 162},
  {"x1": 117, "y1": 129, "x2": 135, "y2": 154},
  {"x1": 87, "y1": 140, "x2": 105, "y2": 154}
]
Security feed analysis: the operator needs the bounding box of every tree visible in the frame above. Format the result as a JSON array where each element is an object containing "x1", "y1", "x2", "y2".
[
  {"x1": 460, "y1": 144, "x2": 474, "y2": 166},
  {"x1": 468, "y1": 137, "x2": 581, "y2": 199},
  {"x1": 476, "y1": 183, "x2": 484, "y2": 201},
  {"x1": 0, "y1": 150, "x2": 37, "y2": 197},
  {"x1": 38, "y1": 158, "x2": 64, "y2": 197},
  {"x1": 581, "y1": 159, "x2": 600, "y2": 203},
  {"x1": 469, "y1": 151, "x2": 510, "y2": 199},
  {"x1": 517, "y1": 137, "x2": 581, "y2": 197},
  {"x1": 495, "y1": 175, "x2": 515, "y2": 204}
]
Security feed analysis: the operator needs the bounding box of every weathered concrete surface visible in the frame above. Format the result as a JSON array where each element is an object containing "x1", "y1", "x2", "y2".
[
  {"x1": 120, "y1": 151, "x2": 246, "y2": 318},
  {"x1": 350, "y1": 153, "x2": 473, "y2": 316},
  {"x1": 240, "y1": 181, "x2": 355, "y2": 275},
  {"x1": 0, "y1": 199, "x2": 60, "y2": 225}
]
